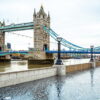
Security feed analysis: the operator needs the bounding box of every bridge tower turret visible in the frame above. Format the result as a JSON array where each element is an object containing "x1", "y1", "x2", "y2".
[
  {"x1": 33, "y1": 6, "x2": 50, "y2": 51},
  {"x1": 0, "y1": 21, "x2": 5, "y2": 51}
]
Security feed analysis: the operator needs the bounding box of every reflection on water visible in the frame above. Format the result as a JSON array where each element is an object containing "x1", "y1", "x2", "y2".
[
  {"x1": 0, "y1": 62, "x2": 11, "y2": 72},
  {"x1": 0, "y1": 60, "x2": 28, "y2": 72},
  {"x1": 0, "y1": 59, "x2": 90, "y2": 72},
  {"x1": 0, "y1": 60, "x2": 52, "y2": 72},
  {"x1": 90, "y1": 68, "x2": 95, "y2": 87},
  {"x1": 28, "y1": 64, "x2": 53, "y2": 69},
  {"x1": 0, "y1": 67, "x2": 100, "y2": 100}
]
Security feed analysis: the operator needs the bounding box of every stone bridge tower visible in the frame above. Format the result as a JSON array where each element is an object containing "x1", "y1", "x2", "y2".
[
  {"x1": 0, "y1": 21, "x2": 5, "y2": 51},
  {"x1": 33, "y1": 6, "x2": 50, "y2": 51}
]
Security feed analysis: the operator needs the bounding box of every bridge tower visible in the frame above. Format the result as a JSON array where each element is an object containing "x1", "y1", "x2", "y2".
[
  {"x1": 0, "y1": 21, "x2": 5, "y2": 51},
  {"x1": 33, "y1": 6, "x2": 50, "y2": 51}
]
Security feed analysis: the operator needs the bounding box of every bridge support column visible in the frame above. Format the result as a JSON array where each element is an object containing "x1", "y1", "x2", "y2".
[{"x1": 53, "y1": 65, "x2": 66, "y2": 76}]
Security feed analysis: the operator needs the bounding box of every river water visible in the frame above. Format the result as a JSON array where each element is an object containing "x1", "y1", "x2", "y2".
[
  {"x1": 0, "y1": 59, "x2": 90, "y2": 72},
  {"x1": 0, "y1": 67, "x2": 100, "y2": 100}
]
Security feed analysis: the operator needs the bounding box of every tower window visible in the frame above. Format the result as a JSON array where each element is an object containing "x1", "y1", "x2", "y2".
[{"x1": 43, "y1": 44, "x2": 48, "y2": 51}]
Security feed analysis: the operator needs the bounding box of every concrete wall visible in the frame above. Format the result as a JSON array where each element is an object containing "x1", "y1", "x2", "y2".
[
  {"x1": 0, "y1": 67, "x2": 57, "y2": 88},
  {"x1": 66, "y1": 63, "x2": 92, "y2": 73},
  {"x1": 96, "y1": 61, "x2": 100, "y2": 67},
  {"x1": 66, "y1": 61, "x2": 100, "y2": 73}
]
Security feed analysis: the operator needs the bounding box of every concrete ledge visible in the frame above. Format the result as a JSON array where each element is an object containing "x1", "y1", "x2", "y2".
[{"x1": 0, "y1": 67, "x2": 57, "y2": 88}]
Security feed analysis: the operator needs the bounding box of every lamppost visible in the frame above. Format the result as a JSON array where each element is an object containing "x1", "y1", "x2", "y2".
[
  {"x1": 90, "y1": 45, "x2": 94, "y2": 62},
  {"x1": 55, "y1": 37, "x2": 63, "y2": 65}
]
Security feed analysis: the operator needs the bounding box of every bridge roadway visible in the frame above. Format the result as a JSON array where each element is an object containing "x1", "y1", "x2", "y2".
[
  {"x1": 0, "y1": 51, "x2": 28, "y2": 56},
  {"x1": 46, "y1": 50, "x2": 100, "y2": 54},
  {"x1": 0, "y1": 50, "x2": 100, "y2": 56}
]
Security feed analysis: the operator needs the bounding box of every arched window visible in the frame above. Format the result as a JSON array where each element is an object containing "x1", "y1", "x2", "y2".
[{"x1": 43, "y1": 44, "x2": 48, "y2": 51}]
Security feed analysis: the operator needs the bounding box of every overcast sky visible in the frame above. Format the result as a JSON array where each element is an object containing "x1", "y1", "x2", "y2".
[{"x1": 0, "y1": 0, "x2": 100, "y2": 50}]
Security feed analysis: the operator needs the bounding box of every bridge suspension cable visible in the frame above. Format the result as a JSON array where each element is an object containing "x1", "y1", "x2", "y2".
[
  {"x1": 7, "y1": 32, "x2": 32, "y2": 38},
  {"x1": 43, "y1": 26, "x2": 88, "y2": 50},
  {"x1": 43, "y1": 26, "x2": 100, "y2": 52}
]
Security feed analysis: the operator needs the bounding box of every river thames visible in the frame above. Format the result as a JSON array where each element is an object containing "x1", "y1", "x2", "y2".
[{"x1": 0, "y1": 59, "x2": 90, "y2": 72}]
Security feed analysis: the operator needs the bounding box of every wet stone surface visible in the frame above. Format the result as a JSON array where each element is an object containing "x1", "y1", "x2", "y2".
[{"x1": 0, "y1": 67, "x2": 100, "y2": 100}]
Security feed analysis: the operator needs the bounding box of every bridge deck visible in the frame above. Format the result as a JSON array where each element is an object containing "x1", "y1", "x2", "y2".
[
  {"x1": 0, "y1": 51, "x2": 28, "y2": 56},
  {"x1": 46, "y1": 50, "x2": 100, "y2": 54}
]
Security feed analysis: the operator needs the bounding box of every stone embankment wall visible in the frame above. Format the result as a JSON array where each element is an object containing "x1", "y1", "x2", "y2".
[
  {"x1": 66, "y1": 63, "x2": 91, "y2": 73},
  {"x1": 0, "y1": 67, "x2": 57, "y2": 88},
  {"x1": 96, "y1": 61, "x2": 100, "y2": 67},
  {"x1": 66, "y1": 61, "x2": 100, "y2": 73}
]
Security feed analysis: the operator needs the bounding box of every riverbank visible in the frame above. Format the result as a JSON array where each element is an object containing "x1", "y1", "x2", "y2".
[{"x1": 0, "y1": 61, "x2": 100, "y2": 88}]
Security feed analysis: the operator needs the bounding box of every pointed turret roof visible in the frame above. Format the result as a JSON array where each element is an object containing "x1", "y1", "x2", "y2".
[
  {"x1": 38, "y1": 5, "x2": 46, "y2": 16},
  {"x1": 48, "y1": 12, "x2": 50, "y2": 18},
  {"x1": 3, "y1": 20, "x2": 5, "y2": 25},
  {"x1": 33, "y1": 8, "x2": 36, "y2": 17}
]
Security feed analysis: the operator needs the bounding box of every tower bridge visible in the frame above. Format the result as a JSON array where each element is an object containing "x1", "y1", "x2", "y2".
[{"x1": 0, "y1": 6, "x2": 100, "y2": 59}]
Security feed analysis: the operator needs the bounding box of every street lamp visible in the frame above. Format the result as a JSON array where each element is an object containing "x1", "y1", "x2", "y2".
[
  {"x1": 90, "y1": 45, "x2": 94, "y2": 62},
  {"x1": 55, "y1": 37, "x2": 63, "y2": 65}
]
